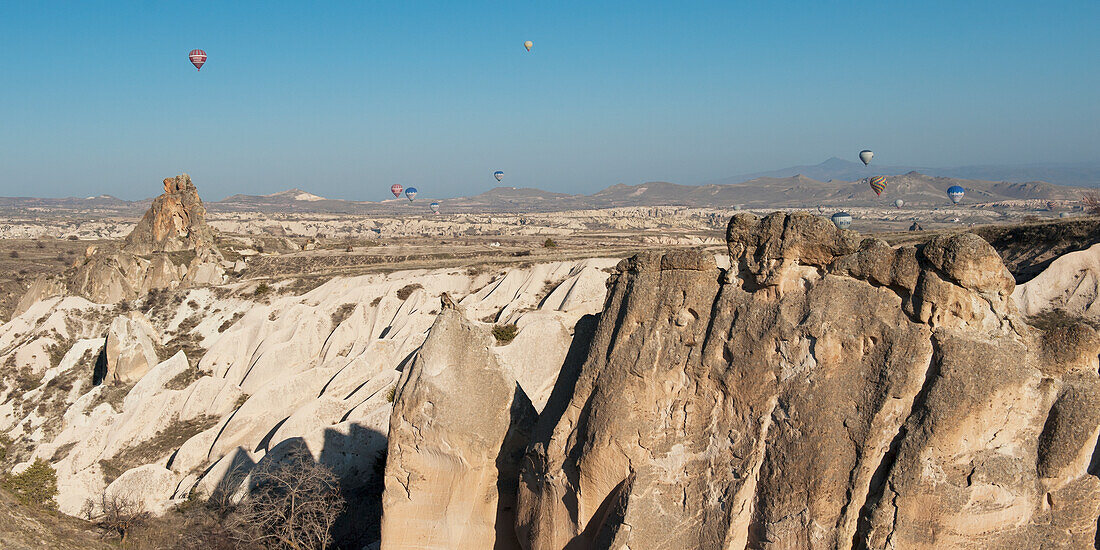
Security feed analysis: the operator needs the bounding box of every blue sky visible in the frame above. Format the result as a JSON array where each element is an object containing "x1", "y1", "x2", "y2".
[{"x1": 1, "y1": 1, "x2": 1097, "y2": 200}]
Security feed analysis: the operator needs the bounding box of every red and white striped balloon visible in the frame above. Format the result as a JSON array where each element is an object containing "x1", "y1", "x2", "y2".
[
  {"x1": 390, "y1": 184, "x2": 403, "y2": 198},
  {"x1": 189, "y1": 49, "x2": 207, "y2": 71}
]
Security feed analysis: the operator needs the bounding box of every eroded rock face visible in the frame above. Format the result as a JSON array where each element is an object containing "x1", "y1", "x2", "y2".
[
  {"x1": 13, "y1": 275, "x2": 65, "y2": 317},
  {"x1": 26, "y1": 175, "x2": 226, "y2": 307},
  {"x1": 1014, "y1": 242, "x2": 1100, "y2": 319},
  {"x1": 517, "y1": 212, "x2": 1100, "y2": 549},
  {"x1": 122, "y1": 174, "x2": 216, "y2": 256},
  {"x1": 381, "y1": 296, "x2": 537, "y2": 549}
]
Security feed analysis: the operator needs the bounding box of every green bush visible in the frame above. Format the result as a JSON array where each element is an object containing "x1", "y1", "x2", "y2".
[
  {"x1": 543, "y1": 238, "x2": 557, "y2": 248},
  {"x1": 492, "y1": 324, "x2": 519, "y2": 345},
  {"x1": 4, "y1": 458, "x2": 59, "y2": 508},
  {"x1": 0, "y1": 433, "x2": 11, "y2": 463},
  {"x1": 253, "y1": 282, "x2": 270, "y2": 297}
]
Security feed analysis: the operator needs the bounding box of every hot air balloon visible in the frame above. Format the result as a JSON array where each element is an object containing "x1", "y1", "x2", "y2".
[
  {"x1": 831, "y1": 212, "x2": 852, "y2": 230},
  {"x1": 524, "y1": 41, "x2": 533, "y2": 52},
  {"x1": 390, "y1": 184, "x2": 403, "y2": 199},
  {"x1": 948, "y1": 185, "x2": 965, "y2": 204},
  {"x1": 430, "y1": 202, "x2": 440, "y2": 214},
  {"x1": 493, "y1": 171, "x2": 504, "y2": 182},
  {"x1": 868, "y1": 176, "x2": 887, "y2": 196},
  {"x1": 405, "y1": 187, "x2": 418, "y2": 201},
  {"x1": 859, "y1": 150, "x2": 873, "y2": 165},
  {"x1": 894, "y1": 199, "x2": 904, "y2": 208},
  {"x1": 189, "y1": 49, "x2": 207, "y2": 71}
]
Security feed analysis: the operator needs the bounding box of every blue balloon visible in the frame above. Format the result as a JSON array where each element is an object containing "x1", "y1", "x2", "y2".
[
  {"x1": 493, "y1": 171, "x2": 504, "y2": 182},
  {"x1": 831, "y1": 212, "x2": 852, "y2": 229},
  {"x1": 947, "y1": 185, "x2": 965, "y2": 204},
  {"x1": 405, "y1": 187, "x2": 418, "y2": 201},
  {"x1": 429, "y1": 201, "x2": 440, "y2": 213}
]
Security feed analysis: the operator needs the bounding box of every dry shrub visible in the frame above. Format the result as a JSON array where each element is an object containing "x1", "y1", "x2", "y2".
[
  {"x1": 218, "y1": 311, "x2": 246, "y2": 333},
  {"x1": 253, "y1": 282, "x2": 271, "y2": 297},
  {"x1": 396, "y1": 283, "x2": 422, "y2": 300},
  {"x1": 330, "y1": 303, "x2": 356, "y2": 327},
  {"x1": 1083, "y1": 192, "x2": 1100, "y2": 215},
  {"x1": 0, "y1": 433, "x2": 12, "y2": 464},
  {"x1": 92, "y1": 493, "x2": 150, "y2": 543},
  {"x1": 229, "y1": 449, "x2": 345, "y2": 550}
]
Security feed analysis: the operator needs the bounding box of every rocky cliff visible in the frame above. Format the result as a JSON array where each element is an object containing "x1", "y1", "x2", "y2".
[
  {"x1": 121, "y1": 175, "x2": 217, "y2": 256},
  {"x1": 506, "y1": 212, "x2": 1100, "y2": 549}
]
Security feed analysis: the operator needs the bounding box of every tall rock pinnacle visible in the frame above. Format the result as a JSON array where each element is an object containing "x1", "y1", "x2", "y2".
[{"x1": 121, "y1": 174, "x2": 216, "y2": 256}]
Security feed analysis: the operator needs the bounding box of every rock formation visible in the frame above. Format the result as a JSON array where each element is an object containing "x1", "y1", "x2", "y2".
[
  {"x1": 21, "y1": 174, "x2": 226, "y2": 306},
  {"x1": 12, "y1": 275, "x2": 65, "y2": 317},
  {"x1": 1013, "y1": 242, "x2": 1100, "y2": 319},
  {"x1": 515, "y1": 212, "x2": 1100, "y2": 549},
  {"x1": 122, "y1": 175, "x2": 217, "y2": 255},
  {"x1": 101, "y1": 312, "x2": 160, "y2": 383},
  {"x1": 381, "y1": 296, "x2": 537, "y2": 549}
]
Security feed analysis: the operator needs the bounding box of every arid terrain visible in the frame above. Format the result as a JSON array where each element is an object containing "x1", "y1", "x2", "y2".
[{"x1": 1, "y1": 175, "x2": 1098, "y2": 549}]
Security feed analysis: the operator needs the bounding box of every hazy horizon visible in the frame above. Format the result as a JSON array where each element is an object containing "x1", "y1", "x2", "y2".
[{"x1": 3, "y1": 1, "x2": 1098, "y2": 201}]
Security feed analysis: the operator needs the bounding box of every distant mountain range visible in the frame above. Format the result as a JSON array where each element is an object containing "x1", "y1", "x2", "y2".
[
  {"x1": 1, "y1": 160, "x2": 1096, "y2": 216},
  {"x1": 710, "y1": 157, "x2": 1100, "y2": 188}
]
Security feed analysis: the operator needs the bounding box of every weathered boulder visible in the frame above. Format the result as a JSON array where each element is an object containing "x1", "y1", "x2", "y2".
[
  {"x1": 381, "y1": 296, "x2": 537, "y2": 549},
  {"x1": 102, "y1": 312, "x2": 160, "y2": 384},
  {"x1": 185, "y1": 248, "x2": 226, "y2": 286},
  {"x1": 517, "y1": 212, "x2": 1100, "y2": 550}
]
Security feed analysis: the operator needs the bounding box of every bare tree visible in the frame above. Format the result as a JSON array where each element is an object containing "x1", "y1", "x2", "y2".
[
  {"x1": 1083, "y1": 192, "x2": 1100, "y2": 215},
  {"x1": 229, "y1": 449, "x2": 345, "y2": 550},
  {"x1": 92, "y1": 492, "x2": 150, "y2": 543}
]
